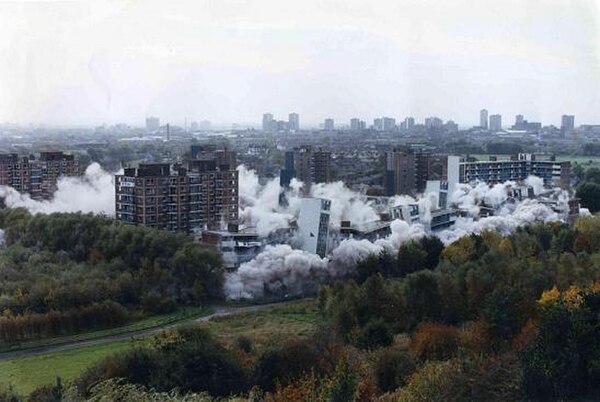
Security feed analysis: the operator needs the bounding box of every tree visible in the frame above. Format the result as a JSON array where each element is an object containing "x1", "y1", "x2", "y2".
[
  {"x1": 520, "y1": 286, "x2": 600, "y2": 400},
  {"x1": 397, "y1": 241, "x2": 427, "y2": 276},
  {"x1": 418, "y1": 236, "x2": 444, "y2": 270},
  {"x1": 403, "y1": 271, "x2": 442, "y2": 328},
  {"x1": 576, "y1": 182, "x2": 600, "y2": 213},
  {"x1": 585, "y1": 167, "x2": 600, "y2": 184},
  {"x1": 351, "y1": 318, "x2": 394, "y2": 350},
  {"x1": 410, "y1": 322, "x2": 460, "y2": 361},
  {"x1": 373, "y1": 347, "x2": 416, "y2": 392}
]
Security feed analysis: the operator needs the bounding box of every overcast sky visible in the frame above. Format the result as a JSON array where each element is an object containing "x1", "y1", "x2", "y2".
[{"x1": 1, "y1": 0, "x2": 599, "y2": 128}]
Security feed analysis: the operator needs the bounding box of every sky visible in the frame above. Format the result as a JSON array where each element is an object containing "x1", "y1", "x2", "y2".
[{"x1": 1, "y1": 0, "x2": 599, "y2": 128}]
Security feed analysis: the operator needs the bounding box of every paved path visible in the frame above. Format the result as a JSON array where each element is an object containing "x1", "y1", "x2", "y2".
[{"x1": 0, "y1": 303, "x2": 277, "y2": 361}]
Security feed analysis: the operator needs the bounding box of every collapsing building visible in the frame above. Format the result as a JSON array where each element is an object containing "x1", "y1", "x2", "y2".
[{"x1": 298, "y1": 198, "x2": 331, "y2": 258}]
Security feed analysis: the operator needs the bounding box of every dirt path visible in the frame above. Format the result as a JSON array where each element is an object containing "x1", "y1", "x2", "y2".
[{"x1": 0, "y1": 303, "x2": 276, "y2": 361}]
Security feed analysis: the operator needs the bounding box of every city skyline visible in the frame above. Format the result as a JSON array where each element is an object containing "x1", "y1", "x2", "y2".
[{"x1": 1, "y1": 0, "x2": 600, "y2": 127}]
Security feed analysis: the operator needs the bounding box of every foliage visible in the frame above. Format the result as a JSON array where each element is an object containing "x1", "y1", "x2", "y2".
[
  {"x1": 76, "y1": 327, "x2": 247, "y2": 398},
  {"x1": 576, "y1": 182, "x2": 600, "y2": 212},
  {"x1": 0, "y1": 209, "x2": 223, "y2": 342},
  {"x1": 520, "y1": 284, "x2": 600, "y2": 400},
  {"x1": 396, "y1": 354, "x2": 522, "y2": 402},
  {"x1": 373, "y1": 347, "x2": 416, "y2": 392},
  {"x1": 350, "y1": 317, "x2": 394, "y2": 350},
  {"x1": 409, "y1": 322, "x2": 459, "y2": 361}
]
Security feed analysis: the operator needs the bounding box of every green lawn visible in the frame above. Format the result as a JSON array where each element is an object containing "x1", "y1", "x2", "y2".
[
  {"x1": 0, "y1": 299, "x2": 317, "y2": 396},
  {"x1": 0, "y1": 339, "x2": 140, "y2": 395},
  {"x1": 0, "y1": 306, "x2": 211, "y2": 353}
]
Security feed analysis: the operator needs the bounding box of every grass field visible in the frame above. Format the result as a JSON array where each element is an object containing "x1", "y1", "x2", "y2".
[
  {"x1": 0, "y1": 306, "x2": 211, "y2": 353},
  {"x1": 200, "y1": 298, "x2": 318, "y2": 353},
  {"x1": 0, "y1": 339, "x2": 141, "y2": 395},
  {"x1": 0, "y1": 299, "x2": 318, "y2": 396}
]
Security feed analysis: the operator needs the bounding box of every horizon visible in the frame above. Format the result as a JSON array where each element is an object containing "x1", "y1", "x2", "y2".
[{"x1": 1, "y1": 0, "x2": 599, "y2": 127}]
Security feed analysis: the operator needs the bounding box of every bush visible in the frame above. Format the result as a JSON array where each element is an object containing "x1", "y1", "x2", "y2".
[
  {"x1": 141, "y1": 292, "x2": 177, "y2": 314},
  {"x1": 254, "y1": 338, "x2": 322, "y2": 391},
  {"x1": 76, "y1": 327, "x2": 247, "y2": 397},
  {"x1": 409, "y1": 322, "x2": 459, "y2": 361},
  {"x1": 351, "y1": 318, "x2": 394, "y2": 350},
  {"x1": 374, "y1": 347, "x2": 416, "y2": 392}
]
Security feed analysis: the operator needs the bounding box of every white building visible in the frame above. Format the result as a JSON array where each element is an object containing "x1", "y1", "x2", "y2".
[{"x1": 298, "y1": 198, "x2": 331, "y2": 258}]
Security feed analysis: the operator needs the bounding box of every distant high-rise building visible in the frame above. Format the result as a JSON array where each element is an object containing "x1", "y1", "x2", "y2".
[
  {"x1": 146, "y1": 116, "x2": 160, "y2": 131},
  {"x1": 425, "y1": 117, "x2": 443, "y2": 129},
  {"x1": 405, "y1": 117, "x2": 415, "y2": 130},
  {"x1": 276, "y1": 120, "x2": 287, "y2": 131},
  {"x1": 480, "y1": 109, "x2": 488, "y2": 129},
  {"x1": 373, "y1": 118, "x2": 383, "y2": 131},
  {"x1": 288, "y1": 112, "x2": 300, "y2": 131},
  {"x1": 190, "y1": 121, "x2": 199, "y2": 131},
  {"x1": 262, "y1": 113, "x2": 274, "y2": 132},
  {"x1": 385, "y1": 150, "x2": 416, "y2": 196},
  {"x1": 512, "y1": 115, "x2": 541, "y2": 131},
  {"x1": 280, "y1": 145, "x2": 332, "y2": 194},
  {"x1": 383, "y1": 117, "x2": 396, "y2": 131},
  {"x1": 324, "y1": 118, "x2": 335, "y2": 131},
  {"x1": 444, "y1": 120, "x2": 459, "y2": 133},
  {"x1": 385, "y1": 149, "x2": 457, "y2": 195},
  {"x1": 350, "y1": 118, "x2": 366, "y2": 131},
  {"x1": 561, "y1": 115, "x2": 575, "y2": 136},
  {"x1": 489, "y1": 114, "x2": 502, "y2": 131},
  {"x1": 515, "y1": 114, "x2": 524, "y2": 126}
]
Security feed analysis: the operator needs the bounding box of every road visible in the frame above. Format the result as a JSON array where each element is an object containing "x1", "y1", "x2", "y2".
[{"x1": 0, "y1": 303, "x2": 277, "y2": 361}]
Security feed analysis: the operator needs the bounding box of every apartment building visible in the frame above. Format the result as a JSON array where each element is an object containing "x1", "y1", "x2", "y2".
[
  {"x1": 0, "y1": 151, "x2": 81, "y2": 200},
  {"x1": 460, "y1": 154, "x2": 571, "y2": 189},
  {"x1": 115, "y1": 148, "x2": 239, "y2": 233},
  {"x1": 280, "y1": 145, "x2": 332, "y2": 193}
]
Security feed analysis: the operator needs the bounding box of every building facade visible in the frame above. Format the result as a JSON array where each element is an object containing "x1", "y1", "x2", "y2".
[
  {"x1": 280, "y1": 145, "x2": 332, "y2": 193},
  {"x1": 489, "y1": 114, "x2": 502, "y2": 131},
  {"x1": 480, "y1": 109, "x2": 488, "y2": 129},
  {"x1": 459, "y1": 154, "x2": 571, "y2": 188},
  {"x1": 115, "y1": 148, "x2": 239, "y2": 233},
  {"x1": 385, "y1": 149, "x2": 457, "y2": 196},
  {"x1": 298, "y1": 197, "x2": 331, "y2": 258},
  {"x1": 0, "y1": 151, "x2": 81, "y2": 200}
]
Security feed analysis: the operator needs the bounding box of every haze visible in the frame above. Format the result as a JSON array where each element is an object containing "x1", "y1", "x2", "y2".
[{"x1": 1, "y1": 0, "x2": 599, "y2": 128}]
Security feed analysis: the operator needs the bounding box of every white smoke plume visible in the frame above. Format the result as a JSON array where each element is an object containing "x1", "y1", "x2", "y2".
[
  {"x1": 0, "y1": 163, "x2": 118, "y2": 215},
  {"x1": 0, "y1": 161, "x2": 574, "y2": 301},
  {"x1": 223, "y1": 244, "x2": 329, "y2": 300},
  {"x1": 227, "y1": 168, "x2": 575, "y2": 300},
  {"x1": 237, "y1": 165, "x2": 294, "y2": 237}
]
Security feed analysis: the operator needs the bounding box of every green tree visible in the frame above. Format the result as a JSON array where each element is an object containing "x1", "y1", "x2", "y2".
[
  {"x1": 576, "y1": 182, "x2": 600, "y2": 213},
  {"x1": 397, "y1": 241, "x2": 427, "y2": 276}
]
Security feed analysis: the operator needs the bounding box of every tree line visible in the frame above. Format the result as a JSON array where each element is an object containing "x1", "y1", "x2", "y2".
[{"x1": 0, "y1": 209, "x2": 223, "y2": 343}]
